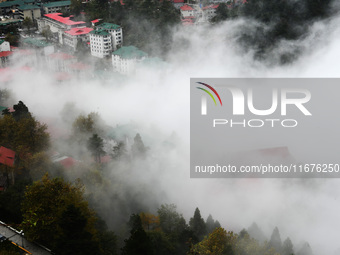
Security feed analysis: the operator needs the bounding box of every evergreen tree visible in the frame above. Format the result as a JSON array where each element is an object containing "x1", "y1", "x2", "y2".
[
  {"x1": 122, "y1": 214, "x2": 153, "y2": 255},
  {"x1": 282, "y1": 237, "x2": 294, "y2": 255},
  {"x1": 131, "y1": 133, "x2": 147, "y2": 158},
  {"x1": 87, "y1": 134, "x2": 105, "y2": 163},
  {"x1": 189, "y1": 208, "x2": 207, "y2": 241},
  {"x1": 269, "y1": 226, "x2": 282, "y2": 253},
  {"x1": 54, "y1": 204, "x2": 100, "y2": 255}
]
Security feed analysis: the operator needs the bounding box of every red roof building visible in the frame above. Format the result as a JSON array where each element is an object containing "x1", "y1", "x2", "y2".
[
  {"x1": 0, "y1": 146, "x2": 15, "y2": 167},
  {"x1": 180, "y1": 4, "x2": 194, "y2": 11},
  {"x1": 65, "y1": 27, "x2": 93, "y2": 36},
  {"x1": 0, "y1": 51, "x2": 13, "y2": 58},
  {"x1": 62, "y1": 27, "x2": 93, "y2": 52},
  {"x1": 44, "y1": 13, "x2": 86, "y2": 27},
  {"x1": 180, "y1": 4, "x2": 195, "y2": 19}
]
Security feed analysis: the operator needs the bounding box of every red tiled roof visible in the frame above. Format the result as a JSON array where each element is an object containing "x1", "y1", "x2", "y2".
[
  {"x1": 203, "y1": 4, "x2": 219, "y2": 10},
  {"x1": 49, "y1": 52, "x2": 75, "y2": 60},
  {"x1": 44, "y1": 13, "x2": 85, "y2": 26},
  {"x1": 180, "y1": 4, "x2": 194, "y2": 11},
  {"x1": 173, "y1": 0, "x2": 184, "y2": 3},
  {"x1": 59, "y1": 157, "x2": 77, "y2": 168},
  {"x1": 0, "y1": 51, "x2": 13, "y2": 58},
  {"x1": 91, "y1": 19, "x2": 100, "y2": 23},
  {"x1": 65, "y1": 27, "x2": 93, "y2": 36},
  {"x1": 0, "y1": 146, "x2": 15, "y2": 167}
]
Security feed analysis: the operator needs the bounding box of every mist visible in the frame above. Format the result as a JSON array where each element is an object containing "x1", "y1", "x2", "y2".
[{"x1": 2, "y1": 3, "x2": 340, "y2": 254}]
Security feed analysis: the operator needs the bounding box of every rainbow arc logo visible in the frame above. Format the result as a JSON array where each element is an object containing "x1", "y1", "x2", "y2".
[{"x1": 196, "y1": 82, "x2": 223, "y2": 106}]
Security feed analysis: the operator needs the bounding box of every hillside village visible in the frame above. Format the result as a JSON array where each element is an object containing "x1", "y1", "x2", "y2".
[
  {"x1": 0, "y1": 0, "x2": 247, "y2": 80},
  {"x1": 1, "y1": 0, "x2": 334, "y2": 254}
]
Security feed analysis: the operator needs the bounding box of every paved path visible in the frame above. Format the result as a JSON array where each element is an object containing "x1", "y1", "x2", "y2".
[{"x1": 0, "y1": 221, "x2": 52, "y2": 255}]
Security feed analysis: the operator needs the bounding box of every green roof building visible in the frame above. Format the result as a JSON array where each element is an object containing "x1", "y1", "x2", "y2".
[
  {"x1": 43, "y1": 0, "x2": 71, "y2": 14},
  {"x1": 112, "y1": 46, "x2": 147, "y2": 75}
]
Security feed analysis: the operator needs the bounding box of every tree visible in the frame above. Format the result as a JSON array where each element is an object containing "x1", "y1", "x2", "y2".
[
  {"x1": 121, "y1": 214, "x2": 153, "y2": 255},
  {"x1": 87, "y1": 134, "x2": 105, "y2": 163},
  {"x1": 139, "y1": 212, "x2": 160, "y2": 231},
  {"x1": 211, "y1": 3, "x2": 229, "y2": 23},
  {"x1": 112, "y1": 141, "x2": 128, "y2": 160},
  {"x1": 206, "y1": 214, "x2": 221, "y2": 234},
  {"x1": 157, "y1": 204, "x2": 187, "y2": 235},
  {"x1": 73, "y1": 112, "x2": 101, "y2": 134},
  {"x1": 0, "y1": 102, "x2": 49, "y2": 153},
  {"x1": 131, "y1": 133, "x2": 147, "y2": 158},
  {"x1": 247, "y1": 222, "x2": 266, "y2": 244},
  {"x1": 0, "y1": 179, "x2": 32, "y2": 224},
  {"x1": 11, "y1": 101, "x2": 30, "y2": 120},
  {"x1": 282, "y1": 237, "x2": 294, "y2": 255},
  {"x1": 21, "y1": 175, "x2": 98, "y2": 250},
  {"x1": 54, "y1": 204, "x2": 100, "y2": 255},
  {"x1": 269, "y1": 227, "x2": 282, "y2": 253},
  {"x1": 189, "y1": 207, "x2": 207, "y2": 241},
  {"x1": 4, "y1": 33, "x2": 19, "y2": 47},
  {"x1": 297, "y1": 242, "x2": 312, "y2": 255},
  {"x1": 22, "y1": 17, "x2": 33, "y2": 33},
  {"x1": 41, "y1": 26, "x2": 53, "y2": 41},
  {"x1": 189, "y1": 227, "x2": 236, "y2": 255}
]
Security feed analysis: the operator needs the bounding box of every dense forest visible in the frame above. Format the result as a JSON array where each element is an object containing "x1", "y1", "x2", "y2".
[{"x1": 0, "y1": 90, "x2": 314, "y2": 255}]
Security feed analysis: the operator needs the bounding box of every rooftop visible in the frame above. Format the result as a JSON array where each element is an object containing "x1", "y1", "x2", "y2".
[
  {"x1": 96, "y1": 22, "x2": 121, "y2": 30},
  {"x1": 22, "y1": 38, "x2": 52, "y2": 48},
  {"x1": 43, "y1": 0, "x2": 71, "y2": 8},
  {"x1": 0, "y1": 0, "x2": 37, "y2": 8},
  {"x1": 113, "y1": 46, "x2": 147, "y2": 59},
  {"x1": 18, "y1": 4, "x2": 40, "y2": 10},
  {"x1": 0, "y1": 146, "x2": 15, "y2": 167},
  {"x1": 44, "y1": 13, "x2": 85, "y2": 26},
  {"x1": 180, "y1": 4, "x2": 194, "y2": 11},
  {"x1": 0, "y1": 51, "x2": 13, "y2": 57},
  {"x1": 65, "y1": 27, "x2": 93, "y2": 36},
  {"x1": 0, "y1": 106, "x2": 7, "y2": 112},
  {"x1": 90, "y1": 29, "x2": 110, "y2": 36}
]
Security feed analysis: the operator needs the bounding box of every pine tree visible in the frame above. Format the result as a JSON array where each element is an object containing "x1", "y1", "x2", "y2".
[
  {"x1": 189, "y1": 208, "x2": 207, "y2": 241},
  {"x1": 282, "y1": 237, "x2": 294, "y2": 255},
  {"x1": 87, "y1": 134, "x2": 105, "y2": 163},
  {"x1": 269, "y1": 226, "x2": 282, "y2": 253}
]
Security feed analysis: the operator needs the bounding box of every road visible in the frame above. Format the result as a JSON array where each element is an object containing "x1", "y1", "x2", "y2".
[{"x1": 0, "y1": 221, "x2": 52, "y2": 255}]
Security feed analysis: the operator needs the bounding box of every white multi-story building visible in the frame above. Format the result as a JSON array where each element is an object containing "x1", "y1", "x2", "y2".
[
  {"x1": 95, "y1": 23, "x2": 123, "y2": 50},
  {"x1": 90, "y1": 29, "x2": 112, "y2": 58},
  {"x1": 61, "y1": 27, "x2": 93, "y2": 52},
  {"x1": 112, "y1": 46, "x2": 147, "y2": 75},
  {"x1": 90, "y1": 22, "x2": 123, "y2": 58},
  {"x1": 202, "y1": 4, "x2": 219, "y2": 21},
  {"x1": 0, "y1": 39, "x2": 10, "y2": 52},
  {"x1": 180, "y1": 4, "x2": 195, "y2": 18}
]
